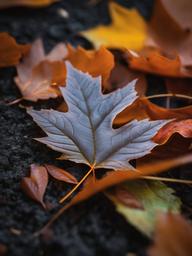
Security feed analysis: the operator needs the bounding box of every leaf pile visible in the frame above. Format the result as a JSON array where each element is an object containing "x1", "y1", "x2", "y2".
[{"x1": 1, "y1": 1, "x2": 192, "y2": 255}]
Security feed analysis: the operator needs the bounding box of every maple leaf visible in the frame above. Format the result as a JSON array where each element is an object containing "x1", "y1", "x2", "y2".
[
  {"x1": 148, "y1": 213, "x2": 192, "y2": 256},
  {"x1": 21, "y1": 164, "x2": 48, "y2": 208},
  {"x1": 0, "y1": 32, "x2": 30, "y2": 68},
  {"x1": 81, "y1": 2, "x2": 147, "y2": 50},
  {"x1": 28, "y1": 63, "x2": 167, "y2": 170}
]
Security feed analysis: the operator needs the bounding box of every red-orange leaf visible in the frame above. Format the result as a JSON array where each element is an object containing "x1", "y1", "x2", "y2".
[
  {"x1": 154, "y1": 119, "x2": 192, "y2": 144},
  {"x1": 44, "y1": 164, "x2": 78, "y2": 184},
  {"x1": 66, "y1": 44, "x2": 114, "y2": 86},
  {"x1": 0, "y1": 32, "x2": 30, "y2": 68},
  {"x1": 21, "y1": 164, "x2": 48, "y2": 208},
  {"x1": 148, "y1": 213, "x2": 192, "y2": 256},
  {"x1": 0, "y1": 0, "x2": 58, "y2": 8},
  {"x1": 127, "y1": 50, "x2": 192, "y2": 78}
]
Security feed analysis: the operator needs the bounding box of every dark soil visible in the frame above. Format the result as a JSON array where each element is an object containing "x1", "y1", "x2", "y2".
[{"x1": 0, "y1": 1, "x2": 191, "y2": 256}]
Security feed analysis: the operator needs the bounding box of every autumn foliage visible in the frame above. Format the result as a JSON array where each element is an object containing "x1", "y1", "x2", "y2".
[{"x1": 1, "y1": 0, "x2": 192, "y2": 255}]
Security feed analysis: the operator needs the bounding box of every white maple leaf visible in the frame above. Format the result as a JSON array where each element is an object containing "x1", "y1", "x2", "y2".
[{"x1": 28, "y1": 63, "x2": 167, "y2": 170}]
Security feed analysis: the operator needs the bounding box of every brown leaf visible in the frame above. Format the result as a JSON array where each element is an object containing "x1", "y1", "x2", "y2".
[
  {"x1": 0, "y1": 32, "x2": 30, "y2": 68},
  {"x1": 44, "y1": 164, "x2": 78, "y2": 184},
  {"x1": 127, "y1": 49, "x2": 192, "y2": 78},
  {"x1": 0, "y1": 0, "x2": 58, "y2": 8},
  {"x1": 148, "y1": 213, "x2": 192, "y2": 256},
  {"x1": 159, "y1": 0, "x2": 192, "y2": 31},
  {"x1": 66, "y1": 44, "x2": 114, "y2": 85},
  {"x1": 21, "y1": 164, "x2": 48, "y2": 208},
  {"x1": 15, "y1": 39, "x2": 67, "y2": 101},
  {"x1": 115, "y1": 97, "x2": 192, "y2": 144},
  {"x1": 166, "y1": 78, "x2": 192, "y2": 97},
  {"x1": 67, "y1": 154, "x2": 192, "y2": 207},
  {"x1": 108, "y1": 49, "x2": 147, "y2": 95},
  {"x1": 147, "y1": 0, "x2": 192, "y2": 67},
  {"x1": 154, "y1": 119, "x2": 192, "y2": 144},
  {"x1": 114, "y1": 186, "x2": 144, "y2": 209}
]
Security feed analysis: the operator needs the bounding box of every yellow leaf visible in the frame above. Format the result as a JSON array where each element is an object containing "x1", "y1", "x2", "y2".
[
  {"x1": 0, "y1": 0, "x2": 58, "y2": 8},
  {"x1": 81, "y1": 2, "x2": 147, "y2": 50}
]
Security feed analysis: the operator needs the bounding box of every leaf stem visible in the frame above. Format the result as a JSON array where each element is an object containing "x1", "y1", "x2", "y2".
[
  {"x1": 59, "y1": 164, "x2": 95, "y2": 203},
  {"x1": 142, "y1": 176, "x2": 192, "y2": 185},
  {"x1": 145, "y1": 93, "x2": 192, "y2": 101}
]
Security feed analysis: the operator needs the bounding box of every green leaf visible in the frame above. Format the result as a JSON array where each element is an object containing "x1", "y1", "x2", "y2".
[{"x1": 107, "y1": 180, "x2": 181, "y2": 237}]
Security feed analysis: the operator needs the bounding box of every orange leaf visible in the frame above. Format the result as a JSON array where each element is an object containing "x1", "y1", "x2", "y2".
[
  {"x1": 154, "y1": 119, "x2": 192, "y2": 144},
  {"x1": 68, "y1": 154, "x2": 192, "y2": 207},
  {"x1": 0, "y1": 0, "x2": 58, "y2": 8},
  {"x1": 66, "y1": 44, "x2": 114, "y2": 85},
  {"x1": 0, "y1": 32, "x2": 30, "y2": 68},
  {"x1": 147, "y1": 0, "x2": 192, "y2": 67},
  {"x1": 127, "y1": 50, "x2": 192, "y2": 78},
  {"x1": 115, "y1": 97, "x2": 192, "y2": 144},
  {"x1": 44, "y1": 164, "x2": 78, "y2": 184},
  {"x1": 148, "y1": 213, "x2": 192, "y2": 256},
  {"x1": 21, "y1": 164, "x2": 48, "y2": 208}
]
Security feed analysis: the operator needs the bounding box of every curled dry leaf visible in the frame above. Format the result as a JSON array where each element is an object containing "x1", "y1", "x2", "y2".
[
  {"x1": 115, "y1": 97, "x2": 192, "y2": 144},
  {"x1": 148, "y1": 213, "x2": 192, "y2": 256},
  {"x1": 107, "y1": 180, "x2": 180, "y2": 236},
  {"x1": 28, "y1": 63, "x2": 167, "y2": 170},
  {"x1": 0, "y1": 0, "x2": 58, "y2": 8},
  {"x1": 0, "y1": 32, "x2": 30, "y2": 68},
  {"x1": 21, "y1": 164, "x2": 48, "y2": 208},
  {"x1": 44, "y1": 164, "x2": 78, "y2": 184},
  {"x1": 81, "y1": 2, "x2": 147, "y2": 50}
]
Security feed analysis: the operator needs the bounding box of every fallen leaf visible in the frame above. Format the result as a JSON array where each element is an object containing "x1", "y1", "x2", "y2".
[
  {"x1": 159, "y1": 0, "x2": 192, "y2": 31},
  {"x1": 0, "y1": 0, "x2": 58, "y2": 8},
  {"x1": 154, "y1": 119, "x2": 192, "y2": 144},
  {"x1": 127, "y1": 50, "x2": 192, "y2": 78},
  {"x1": 147, "y1": 0, "x2": 192, "y2": 67},
  {"x1": 21, "y1": 164, "x2": 48, "y2": 208},
  {"x1": 0, "y1": 32, "x2": 30, "y2": 68},
  {"x1": 66, "y1": 44, "x2": 114, "y2": 86},
  {"x1": 115, "y1": 97, "x2": 192, "y2": 144},
  {"x1": 28, "y1": 63, "x2": 167, "y2": 170},
  {"x1": 44, "y1": 164, "x2": 78, "y2": 184},
  {"x1": 114, "y1": 186, "x2": 144, "y2": 209},
  {"x1": 107, "y1": 180, "x2": 181, "y2": 236},
  {"x1": 15, "y1": 39, "x2": 114, "y2": 101},
  {"x1": 148, "y1": 213, "x2": 192, "y2": 256},
  {"x1": 108, "y1": 49, "x2": 147, "y2": 95},
  {"x1": 81, "y1": 2, "x2": 147, "y2": 50},
  {"x1": 68, "y1": 154, "x2": 192, "y2": 207},
  {"x1": 15, "y1": 39, "x2": 67, "y2": 101}
]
